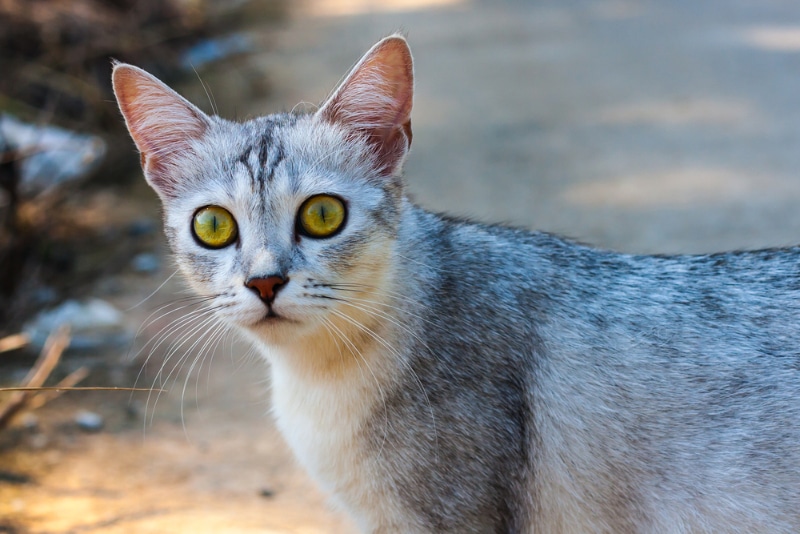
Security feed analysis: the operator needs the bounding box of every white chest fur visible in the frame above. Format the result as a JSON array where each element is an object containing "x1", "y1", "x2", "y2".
[{"x1": 268, "y1": 350, "x2": 410, "y2": 532}]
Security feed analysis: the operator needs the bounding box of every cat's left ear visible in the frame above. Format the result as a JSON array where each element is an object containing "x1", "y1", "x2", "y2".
[
  {"x1": 112, "y1": 62, "x2": 211, "y2": 198},
  {"x1": 317, "y1": 34, "x2": 414, "y2": 177}
]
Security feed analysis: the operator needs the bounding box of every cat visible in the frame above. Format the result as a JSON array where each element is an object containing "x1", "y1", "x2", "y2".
[{"x1": 112, "y1": 34, "x2": 800, "y2": 533}]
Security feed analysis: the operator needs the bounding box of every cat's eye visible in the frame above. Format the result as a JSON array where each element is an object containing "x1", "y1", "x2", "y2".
[
  {"x1": 192, "y1": 206, "x2": 238, "y2": 248},
  {"x1": 298, "y1": 194, "x2": 347, "y2": 238}
]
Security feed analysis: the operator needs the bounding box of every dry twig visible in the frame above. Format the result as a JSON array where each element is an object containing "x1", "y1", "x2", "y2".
[
  {"x1": 0, "y1": 325, "x2": 70, "y2": 429},
  {"x1": 0, "y1": 332, "x2": 29, "y2": 353}
]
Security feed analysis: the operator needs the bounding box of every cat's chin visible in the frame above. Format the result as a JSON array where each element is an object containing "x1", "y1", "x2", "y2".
[
  {"x1": 248, "y1": 313, "x2": 296, "y2": 327},
  {"x1": 254, "y1": 314, "x2": 295, "y2": 326},
  {"x1": 240, "y1": 314, "x2": 313, "y2": 346}
]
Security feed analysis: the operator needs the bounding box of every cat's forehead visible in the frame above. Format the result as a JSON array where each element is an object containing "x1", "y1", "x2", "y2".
[
  {"x1": 187, "y1": 112, "x2": 383, "y2": 215},
  {"x1": 230, "y1": 114, "x2": 296, "y2": 191},
  {"x1": 211, "y1": 112, "x2": 376, "y2": 191},
  {"x1": 239, "y1": 112, "x2": 302, "y2": 140},
  {"x1": 221, "y1": 113, "x2": 300, "y2": 161}
]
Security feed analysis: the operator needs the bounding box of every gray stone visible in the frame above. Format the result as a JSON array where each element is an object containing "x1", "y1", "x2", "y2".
[
  {"x1": 131, "y1": 253, "x2": 160, "y2": 274},
  {"x1": 23, "y1": 299, "x2": 132, "y2": 352},
  {"x1": 75, "y1": 411, "x2": 104, "y2": 432}
]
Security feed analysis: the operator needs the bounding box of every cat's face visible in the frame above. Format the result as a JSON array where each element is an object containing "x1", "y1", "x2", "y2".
[
  {"x1": 113, "y1": 36, "x2": 414, "y2": 346},
  {"x1": 159, "y1": 114, "x2": 401, "y2": 343}
]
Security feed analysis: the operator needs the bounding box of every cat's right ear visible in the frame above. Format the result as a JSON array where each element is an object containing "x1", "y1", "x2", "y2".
[
  {"x1": 111, "y1": 62, "x2": 210, "y2": 198},
  {"x1": 316, "y1": 35, "x2": 414, "y2": 177}
]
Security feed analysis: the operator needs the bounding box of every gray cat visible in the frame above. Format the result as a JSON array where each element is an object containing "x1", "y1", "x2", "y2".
[{"x1": 112, "y1": 35, "x2": 800, "y2": 533}]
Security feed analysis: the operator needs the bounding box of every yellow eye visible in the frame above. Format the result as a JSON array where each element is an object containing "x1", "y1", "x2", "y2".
[
  {"x1": 192, "y1": 206, "x2": 238, "y2": 248},
  {"x1": 298, "y1": 195, "x2": 346, "y2": 238}
]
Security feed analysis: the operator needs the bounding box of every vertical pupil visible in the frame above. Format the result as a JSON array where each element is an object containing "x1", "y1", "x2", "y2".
[
  {"x1": 320, "y1": 205, "x2": 327, "y2": 223},
  {"x1": 212, "y1": 215, "x2": 218, "y2": 233}
]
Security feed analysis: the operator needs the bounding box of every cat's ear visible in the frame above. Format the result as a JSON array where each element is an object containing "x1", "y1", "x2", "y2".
[
  {"x1": 111, "y1": 62, "x2": 211, "y2": 198},
  {"x1": 317, "y1": 35, "x2": 414, "y2": 177}
]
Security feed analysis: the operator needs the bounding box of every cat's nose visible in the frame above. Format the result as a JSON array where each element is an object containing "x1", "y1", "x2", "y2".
[{"x1": 245, "y1": 275, "x2": 288, "y2": 305}]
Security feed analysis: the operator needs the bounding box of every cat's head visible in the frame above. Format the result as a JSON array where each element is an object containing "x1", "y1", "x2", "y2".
[{"x1": 112, "y1": 35, "x2": 414, "y2": 346}]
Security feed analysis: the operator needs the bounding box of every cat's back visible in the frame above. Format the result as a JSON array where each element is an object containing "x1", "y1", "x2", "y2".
[
  {"x1": 426, "y1": 210, "x2": 800, "y2": 350},
  {"x1": 427, "y1": 209, "x2": 800, "y2": 416}
]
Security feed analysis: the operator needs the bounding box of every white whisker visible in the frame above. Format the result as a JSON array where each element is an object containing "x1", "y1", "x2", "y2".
[
  {"x1": 321, "y1": 315, "x2": 391, "y2": 462},
  {"x1": 327, "y1": 308, "x2": 438, "y2": 463},
  {"x1": 142, "y1": 306, "x2": 224, "y2": 428},
  {"x1": 126, "y1": 269, "x2": 180, "y2": 311}
]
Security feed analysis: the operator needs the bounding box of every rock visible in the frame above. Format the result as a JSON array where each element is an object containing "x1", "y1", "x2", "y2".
[
  {"x1": 125, "y1": 400, "x2": 144, "y2": 420},
  {"x1": 131, "y1": 253, "x2": 160, "y2": 274},
  {"x1": 75, "y1": 410, "x2": 104, "y2": 432},
  {"x1": 30, "y1": 433, "x2": 49, "y2": 450},
  {"x1": 0, "y1": 470, "x2": 32, "y2": 485},
  {"x1": 95, "y1": 277, "x2": 124, "y2": 296},
  {"x1": 19, "y1": 413, "x2": 38, "y2": 430},
  {"x1": 128, "y1": 218, "x2": 157, "y2": 238},
  {"x1": 180, "y1": 33, "x2": 254, "y2": 70},
  {"x1": 0, "y1": 114, "x2": 106, "y2": 197},
  {"x1": 32, "y1": 286, "x2": 58, "y2": 306},
  {"x1": 23, "y1": 298, "x2": 132, "y2": 352}
]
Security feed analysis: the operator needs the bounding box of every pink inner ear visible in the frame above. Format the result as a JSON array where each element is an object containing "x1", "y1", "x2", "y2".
[
  {"x1": 319, "y1": 36, "x2": 414, "y2": 175},
  {"x1": 112, "y1": 64, "x2": 209, "y2": 179}
]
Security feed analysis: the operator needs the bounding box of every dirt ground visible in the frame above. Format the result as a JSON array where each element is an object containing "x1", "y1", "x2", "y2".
[{"x1": 4, "y1": 0, "x2": 800, "y2": 532}]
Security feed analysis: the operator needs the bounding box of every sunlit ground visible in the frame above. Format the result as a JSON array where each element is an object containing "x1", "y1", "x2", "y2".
[
  {"x1": 300, "y1": 0, "x2": 464, "y2": 17},
  {"x1": 593, "y1": 98, "x2": 758, "y2": 128},
  {"x1": 562, "y1": 167, "x2": 785, "y2": 209},
  {"x1": 742, "y1": 26, "x2": 800, "y2": 51}
]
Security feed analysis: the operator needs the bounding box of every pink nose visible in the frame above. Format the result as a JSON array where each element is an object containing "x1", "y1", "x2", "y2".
[{"x1": 245, "y1": 275, "x2": 287, "y2": 304}]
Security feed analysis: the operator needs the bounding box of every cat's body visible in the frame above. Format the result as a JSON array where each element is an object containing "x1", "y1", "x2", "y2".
[{"x1": 113, "y1": 36, "x2": 800, "y2": 533}]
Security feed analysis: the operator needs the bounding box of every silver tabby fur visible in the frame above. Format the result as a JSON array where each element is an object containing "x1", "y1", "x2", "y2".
[{"x1": 113, "y1": 35, "x2": 800, "y2": 533}]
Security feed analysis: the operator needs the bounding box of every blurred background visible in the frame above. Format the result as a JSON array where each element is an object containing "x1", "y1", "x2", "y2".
[{"x1": 2, "y1": 0, "x2": 800, "y2": 532}]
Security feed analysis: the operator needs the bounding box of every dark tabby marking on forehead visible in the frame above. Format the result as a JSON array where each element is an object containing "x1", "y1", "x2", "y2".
[
  {"x1": 235, "y1": 120, "x2": 286, "y2": 196},
  {"x1": 237, "y1": 150, "x2": 257, "y2": 190},
  {"x1": 256, "y1": 128, "x2": 284, "y2": 185}
]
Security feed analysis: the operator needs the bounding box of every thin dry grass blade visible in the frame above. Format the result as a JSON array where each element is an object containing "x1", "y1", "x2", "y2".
[
  {"x1": 27, "y1": 366, "x2": 90, "y2": 410},
  {"x1": 2, "y1": 386, "x2": 161, "y2": 392}
]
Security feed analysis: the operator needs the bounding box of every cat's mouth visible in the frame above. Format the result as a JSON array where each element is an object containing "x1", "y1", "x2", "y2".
[
  {"x1": 257, "y1": 306, "x2": 297, "y2": 325},
  {"x1": 264, "y1": 308, "x2": 283, "y2": 321}
]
